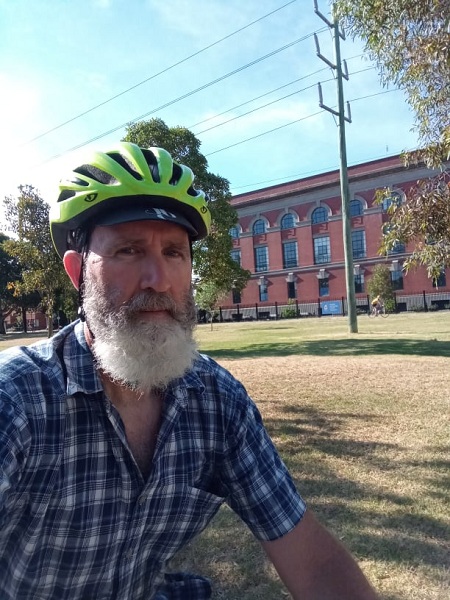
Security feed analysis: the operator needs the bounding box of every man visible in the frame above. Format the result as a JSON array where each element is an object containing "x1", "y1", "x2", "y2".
[{"x1": 0, "y1": 143, "x2": 378, "y2": 599}]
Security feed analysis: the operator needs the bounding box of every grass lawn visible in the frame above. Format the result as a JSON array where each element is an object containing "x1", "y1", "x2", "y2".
[{"x1": 1, "y1": 312, "x2": 449, "y2": 598}]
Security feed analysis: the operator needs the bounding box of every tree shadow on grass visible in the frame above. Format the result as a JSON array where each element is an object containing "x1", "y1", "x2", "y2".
[
  {"x1": 264, "y1": 404, "x2": 449, "y2": 567},
  {"x1": 204, "y1": 338, "x2": 450, "y2": 359},
  {"x1": 171, "y1": 404, "x2": 449, "y2": 599}
]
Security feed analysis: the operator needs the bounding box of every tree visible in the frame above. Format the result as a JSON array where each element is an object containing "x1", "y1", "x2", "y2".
[
  {"x1": 2, "y1": 186, "x2": 71, "y2": 337},
  {"x1": 335, "y1": 0, "x2": 450, "y2": 277},
  {"x1": 0, "y1": 233, "x2": 20, "y2": 334},
  {"x1": 123, "y1": 118, "x2": 250, "y2": 303},
  {"x1": 367, "y1": 264, "x2": 396, "y2": 313}
]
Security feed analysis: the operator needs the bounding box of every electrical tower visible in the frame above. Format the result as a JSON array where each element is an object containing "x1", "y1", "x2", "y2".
[{"x1": 314, "y1": 0, "x2": 358, "y2": 333}]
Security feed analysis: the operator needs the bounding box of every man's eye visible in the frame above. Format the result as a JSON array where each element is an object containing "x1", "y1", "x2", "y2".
[{"x1": 118, "y1": 247, "x2": 137, "y2": 255}]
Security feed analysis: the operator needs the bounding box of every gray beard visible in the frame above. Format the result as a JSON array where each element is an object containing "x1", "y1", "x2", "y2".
[{"x1": 82, "y1": 275, "x2": 198, "y2": 393}]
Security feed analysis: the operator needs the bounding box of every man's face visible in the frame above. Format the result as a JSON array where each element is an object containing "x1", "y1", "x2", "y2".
[{"x1": 80, "y1": 220, "x2": 197, "y2": 392}]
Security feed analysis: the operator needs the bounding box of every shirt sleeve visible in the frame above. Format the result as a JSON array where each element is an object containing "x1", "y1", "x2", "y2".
[
  {"x1": 221, "y1": 386, "x2": 306, "y2": 541},
  {"x1": 0, "y1": 388, "x2": 29, "y2": 528}
]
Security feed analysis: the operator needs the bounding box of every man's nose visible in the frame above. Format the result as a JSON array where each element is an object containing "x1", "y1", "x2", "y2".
[{"x1": 139, "y1": 256, "x2": 171, "y2": 293}]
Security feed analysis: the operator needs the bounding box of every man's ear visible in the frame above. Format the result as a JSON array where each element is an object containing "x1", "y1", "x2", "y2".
[{"x1": 63, "y1": 251, "x2": 83, "y2": 290}]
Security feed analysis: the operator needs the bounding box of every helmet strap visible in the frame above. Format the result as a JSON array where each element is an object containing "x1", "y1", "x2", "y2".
[{"x1": 77, "y1": 257, "x2": 86, "y2": 322}]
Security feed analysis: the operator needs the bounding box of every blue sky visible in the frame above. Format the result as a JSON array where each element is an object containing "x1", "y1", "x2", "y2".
[{"x1": 0, "y1": 0, "x2": 418, "y2": 218}]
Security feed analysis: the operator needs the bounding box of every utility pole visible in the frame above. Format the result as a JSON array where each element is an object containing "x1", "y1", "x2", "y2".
[{"x1": 314, "y1": 0, "x2": 358, "y2": 333}]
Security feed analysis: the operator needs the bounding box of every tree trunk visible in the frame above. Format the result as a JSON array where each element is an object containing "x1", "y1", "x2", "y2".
[
  {"x1": 0, "y1": 314, "x2": 6, "y2": 335},
  {"x1": 21, "y1": 306, "x2": 28, "y2": 333}
]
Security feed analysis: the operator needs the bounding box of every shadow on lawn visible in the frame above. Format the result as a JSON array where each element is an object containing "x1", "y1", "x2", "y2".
[
  {"x1": 265, "y1": 404, "x2": 449, "y2": 567},
  {"x1": 204, "y1": 337, "x2": 450, "y2": 359},
  {"x1": 171, "y1": 404, "x2": 448, "y2": 600}
]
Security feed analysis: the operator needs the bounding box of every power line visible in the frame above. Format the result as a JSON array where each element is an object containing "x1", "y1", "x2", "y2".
[
  {"x1": 40, "y1": 29, "x2": 326, "y2": 165},
  {"x1": 206, "y1": 110, "x2": 324, "y2": 156},
  {"x1": 193, "y1": 66, "x2": 376, "y2": 137},
  {"x1": 189, "y1": 67, "x2": 329, "y2": 130},
  {"x1": 22, "y1": 0, "x2": 300, "y2": 146},
  {"x1": 205, "y1": 87, "x2": 402, "y2": 157},
  {"x1": 230, "y1": 147, "x2": 412, "y2": 193}
]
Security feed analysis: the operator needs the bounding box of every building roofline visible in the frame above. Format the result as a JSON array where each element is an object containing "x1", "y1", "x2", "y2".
[{"x1": 231, "y1": 153, "x2": 421, "y2": 206}]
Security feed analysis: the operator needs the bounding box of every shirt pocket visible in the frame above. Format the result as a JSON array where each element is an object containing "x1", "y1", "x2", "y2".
[{"x1": 141, "y1": 484, "x2": 225, "y2": 561}]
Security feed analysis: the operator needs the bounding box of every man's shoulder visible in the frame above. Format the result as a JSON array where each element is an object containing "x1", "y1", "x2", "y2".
[{"x1": 0, "y1": 322, "x2": 78, "y2": 387}]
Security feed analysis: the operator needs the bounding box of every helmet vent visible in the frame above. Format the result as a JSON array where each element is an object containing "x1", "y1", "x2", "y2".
[
  {"x1": 108, "y1": 152, "x2": 143, "y2": 180},
  {"x1": 169, "y1": 163, "x2": 182, "y2": 185},
  {"x1": 58, "y1": 190, "x2": 76, "y2": 202},
  {"x1": 74, "y1": 165, "x2": 119, "y2": 185},
  {"x1": 141, "y1": 149, "x2": 160, "y2": 183}
]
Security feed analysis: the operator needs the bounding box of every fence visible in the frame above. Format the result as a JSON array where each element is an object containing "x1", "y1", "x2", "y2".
[{"x1": 213, "y1": 290, "x2": 450, "y2": 323}]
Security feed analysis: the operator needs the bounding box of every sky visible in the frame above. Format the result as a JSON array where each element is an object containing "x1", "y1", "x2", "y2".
[{"x1": 0, "y1": 0, "x2": 418, "y2": 227}]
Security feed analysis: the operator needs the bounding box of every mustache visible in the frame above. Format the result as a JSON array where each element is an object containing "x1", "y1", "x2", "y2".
[{"x1": 121, "y1": 291, "x2": 179, "y2": 316}]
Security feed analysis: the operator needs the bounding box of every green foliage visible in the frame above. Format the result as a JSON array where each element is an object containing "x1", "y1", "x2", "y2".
[
  {"x1": 335, "y1": 0, "x2": 450, "y2": 163},
  {"x1": 281, "y1": 306, "x2": 297, "y2": 319},
  {"x1": 367, "y1": 264, "x2": 396, "y2": 312},
  {"x1": 123, "y1": 118, "x2": 250, "y2": 302},
  {"x1": 0, "y1": 233, "x2": 19, "y2": 333},
  {"x1": 335, "y1": 0, "x2": 450, "y2": 275},
  {"x1": 2, "y1": 186, "x2": 71, "y2": 337}
]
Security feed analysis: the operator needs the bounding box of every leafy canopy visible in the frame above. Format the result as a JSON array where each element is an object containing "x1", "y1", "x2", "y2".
[
  {"x1": 2, "y1": 185, "x2": 72, "y2": 336},
  {"x1": 335, "y1": 0, "x2": 450, "y2": 277}
]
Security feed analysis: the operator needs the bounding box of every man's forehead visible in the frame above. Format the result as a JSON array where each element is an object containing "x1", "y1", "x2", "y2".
[{"x1": 92, "y1": 219, "x2": 191, "y2": 243}]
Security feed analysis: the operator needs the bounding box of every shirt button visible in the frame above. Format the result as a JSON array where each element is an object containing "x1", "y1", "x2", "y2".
[{"x1": 138, "y1": 495, "x2": 147, "y2": 505}]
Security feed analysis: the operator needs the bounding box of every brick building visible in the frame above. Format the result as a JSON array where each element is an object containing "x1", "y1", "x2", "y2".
[{"x1": 221, "y1": 154, "x2": 449, "y2": 316}]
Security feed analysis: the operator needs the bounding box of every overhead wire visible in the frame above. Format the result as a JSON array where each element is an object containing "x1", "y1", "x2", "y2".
[
  {"x1": 193, "y1": 66, "x2": 376, "y2": 136},
  {"x1": 39, "y1": 28, "x2": 327, "y2": 164},
  {"x1": 22, "y1": 0, "x2": 300, "y2": 146},
  {"x1": 205, "y1": 87, "x2": 402, "y2": 158}
]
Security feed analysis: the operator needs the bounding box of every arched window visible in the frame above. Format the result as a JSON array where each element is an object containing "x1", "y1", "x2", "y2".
[
  {"x1": 350, "y1": 199, "x2": 363, "y2": 217},
  {"x1": 252, "y1": 219, "x2": 266, "y2": 235},
  {"x1": 311, "y1": 207, "x2": 328, "y2": 224},
  {"x1": 383, "y1": 191, "x2": 403, "y2": 212},
  {"x1": 229, "y1": 226, "x2": 240, "y2": 239},
  {"x1": 280, "y1": 213, "x2": 295, "y2": 229}
]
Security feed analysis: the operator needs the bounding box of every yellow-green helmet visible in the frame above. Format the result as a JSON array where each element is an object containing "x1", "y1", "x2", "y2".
[{"x1": 50, "y1": 142, "x2": 211, "y2": 258}]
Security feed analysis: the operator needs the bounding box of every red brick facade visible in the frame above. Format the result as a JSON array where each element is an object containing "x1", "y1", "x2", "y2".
[{"x1": 223, "y1": 155, "x2": 449, "y2": 310}]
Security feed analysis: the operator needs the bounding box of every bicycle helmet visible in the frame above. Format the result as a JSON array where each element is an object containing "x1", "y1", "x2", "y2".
[{"x1": 50, "y1": 142, "x2": 211, "y2": 258}]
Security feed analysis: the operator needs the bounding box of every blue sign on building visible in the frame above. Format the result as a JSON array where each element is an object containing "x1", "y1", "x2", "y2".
[{"x1": 320, "y1": 300, "x2": 342, "y2": 315}]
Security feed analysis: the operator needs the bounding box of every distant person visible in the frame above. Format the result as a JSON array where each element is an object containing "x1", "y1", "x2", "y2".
[
  {"x1": 0, "y1": 143, "x2": 378, "y2": 599},
  {"x1": 371, "y1": 295, "x2": 383, "y2": 316}
]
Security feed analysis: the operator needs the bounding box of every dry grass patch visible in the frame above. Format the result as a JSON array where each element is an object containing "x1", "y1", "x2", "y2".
[{"x1": 171, "y1": 354, "x2": 449, "y2": 600}]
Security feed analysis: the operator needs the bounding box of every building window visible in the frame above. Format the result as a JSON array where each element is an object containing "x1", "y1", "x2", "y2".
[
  {"x1": 390, "y1": 270, "x2": 403, "y2": 290},
  {"x1": 350, "y1": 199, "x2": 363, "y2": 217},
  {"x1": 354, "y1": 273, "x2": 365, "y2": 293},
  {"x1": 283, "y1": 241, "x2": 298, "y2": 268},
  {"x1": 254, "y1": 246, "x2": 269, "y2": 272},
  {"x1": 253, "y1": 219, "x2": 266, "y2": 235},
  {"x1": 287, "y1": 281, "x2": 296, "y2": 299},
  {"x1": 383, "y1": 191, "x2": 403, "y2": 212},
  {"x1": 435, "y1": 270, "x2": 446, "y2": 288},
  {"x1": 318, "y1": 277, "x2": 329, "y2": 297},
  {"x1": 232, "y1": 288, "x2": 241, "y2": 304},
  {"x1": 314, "y1": 236, "x2": 331, "y2": 264},
  {"x1": 281, "y1": 213, "x2": 295, "y2": 229},
  {"x1": 312, "y1": 207, "x2": 328, "y2": 224},
  {"x1": 229, "y1": 226, "x2": 240, "y2": 239},
  {"x1": 351, "y1": 230, "x2": 366, "y2": 259},
  {"x1": 231, "y1": 249, "x2": 241, "y2": 266},
  {"x1": 259, "y1": 282, "x2": 268, "y2": 302},
  {"x1": 390, "y1": 242, "x2": 406, "y2": 254}
]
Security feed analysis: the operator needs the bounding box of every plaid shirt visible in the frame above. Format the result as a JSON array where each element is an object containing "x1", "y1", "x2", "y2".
[{"x1": 0, "y1": 321, "x2": 305, "y2": 600}]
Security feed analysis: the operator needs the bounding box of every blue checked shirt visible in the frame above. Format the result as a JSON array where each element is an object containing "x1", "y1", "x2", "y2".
[{"x1": 0, "y1": 321, "x2": 306, "y2": 600}]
